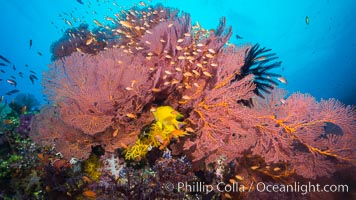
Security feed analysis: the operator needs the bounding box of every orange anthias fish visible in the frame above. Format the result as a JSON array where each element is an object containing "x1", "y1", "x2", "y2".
[
  {"x1": 83, "y1": 190, "x2": 96, "y2": 198},
  {"x1": 37, "y1": 153, "x2": 44, "y2": 161},
  {"x1": 277, "y1": 77, "x2": 288, "y2": 84},
  {"x1": 119, "y1": 20, "x2": 133, "y2": 28},
  {"x1": 82, "y1": 176, "x2": 91, "y2": 183},
  {"x1": 112, "y1": 128, "x2": 119, "y2": 137},
  {"x1": 93, "y1": 19, "x2": 103, "y2": 27},
  {"x1": 4, "y1": 119, "x2": 13, "y2": 124},
  {"x1": 254, "y1": 56, "x2": 267, "y2": 61},
  {"x1": 21, "y1": 106, "x2": 27, "y2": 114}
]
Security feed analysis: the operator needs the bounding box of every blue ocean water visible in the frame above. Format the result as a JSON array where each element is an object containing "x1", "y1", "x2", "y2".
[{"x1": 0, "y1": 0, "x2": 355, "y2": 105}]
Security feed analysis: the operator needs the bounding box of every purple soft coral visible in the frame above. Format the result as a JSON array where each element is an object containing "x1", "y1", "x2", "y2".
[{"x1": 16, "y1": 114, "x2": 34, "y2": 136}]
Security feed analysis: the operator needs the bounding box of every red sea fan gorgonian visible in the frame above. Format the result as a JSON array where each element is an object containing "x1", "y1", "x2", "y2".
[
  {"x1": 31, "y1": 4, "x2": 356, "y2": 179},
  {"x1": 252, "y1": 90, "x2": 355, "y2": 178}
]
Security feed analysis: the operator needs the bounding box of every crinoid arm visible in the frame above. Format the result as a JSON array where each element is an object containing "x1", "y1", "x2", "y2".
[{"x1": 233, "y1": 43, "x2": 282, "y2": 107}]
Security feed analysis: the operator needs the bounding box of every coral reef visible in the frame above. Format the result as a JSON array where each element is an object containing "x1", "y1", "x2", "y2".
[
  {"x1": 37, "y1": 3, "x2": 356, "y2": 179},
  {"x1": 13, "y1": 3, "x2": 355, "y2": 200}
]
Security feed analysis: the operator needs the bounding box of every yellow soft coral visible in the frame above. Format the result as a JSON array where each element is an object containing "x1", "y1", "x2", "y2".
[
  {"x1": 124, "y1": 139, "x2": 150, "y2": 160},
  {"x1": 124, "y1": 106, "x2": 188, "y2": 160},
  {"x1": 83, "y1": 154, "x2": 102, "y2": 181}
]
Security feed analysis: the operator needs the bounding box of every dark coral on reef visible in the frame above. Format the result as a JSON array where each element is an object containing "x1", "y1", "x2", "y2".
[
  {"x1": 89, "y1": 154, "x2": 194, "y2": 199},
  {"x1": 50, "y1": 24, "x2": 111, "y2": 61},
  {"x1": 15, "y1": 113, "x2": 34, "y2": 136},
  {"x1": 13, "y1": 93, "x2": 40, "y2": 112}
]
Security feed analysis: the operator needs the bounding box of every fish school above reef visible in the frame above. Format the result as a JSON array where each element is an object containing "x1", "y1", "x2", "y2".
[{"x1": 1, "y1": 2, "x2": 355, "y2": 200}]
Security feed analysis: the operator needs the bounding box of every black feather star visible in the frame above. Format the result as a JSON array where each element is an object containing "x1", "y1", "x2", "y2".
[{"x1": 233, "y1": 43, "x2": 282, "y2": 107}]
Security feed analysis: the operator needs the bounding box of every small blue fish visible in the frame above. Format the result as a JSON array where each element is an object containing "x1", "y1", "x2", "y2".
[
  {"x1": 235, "y1": 34, "x2": 243, "y2": 39},
  {"x1": 0, "y1": 55, "x2": 11, "y2": 64},
  {"x1": 29, "y1": 74, "x2": 38, "y2": 84},
  {"x1": 7, "y1": 79, "x2": 17, "y2": 87},
  {"x1": 6, "y1": 89, "x2": 20, "y2": 95}
]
